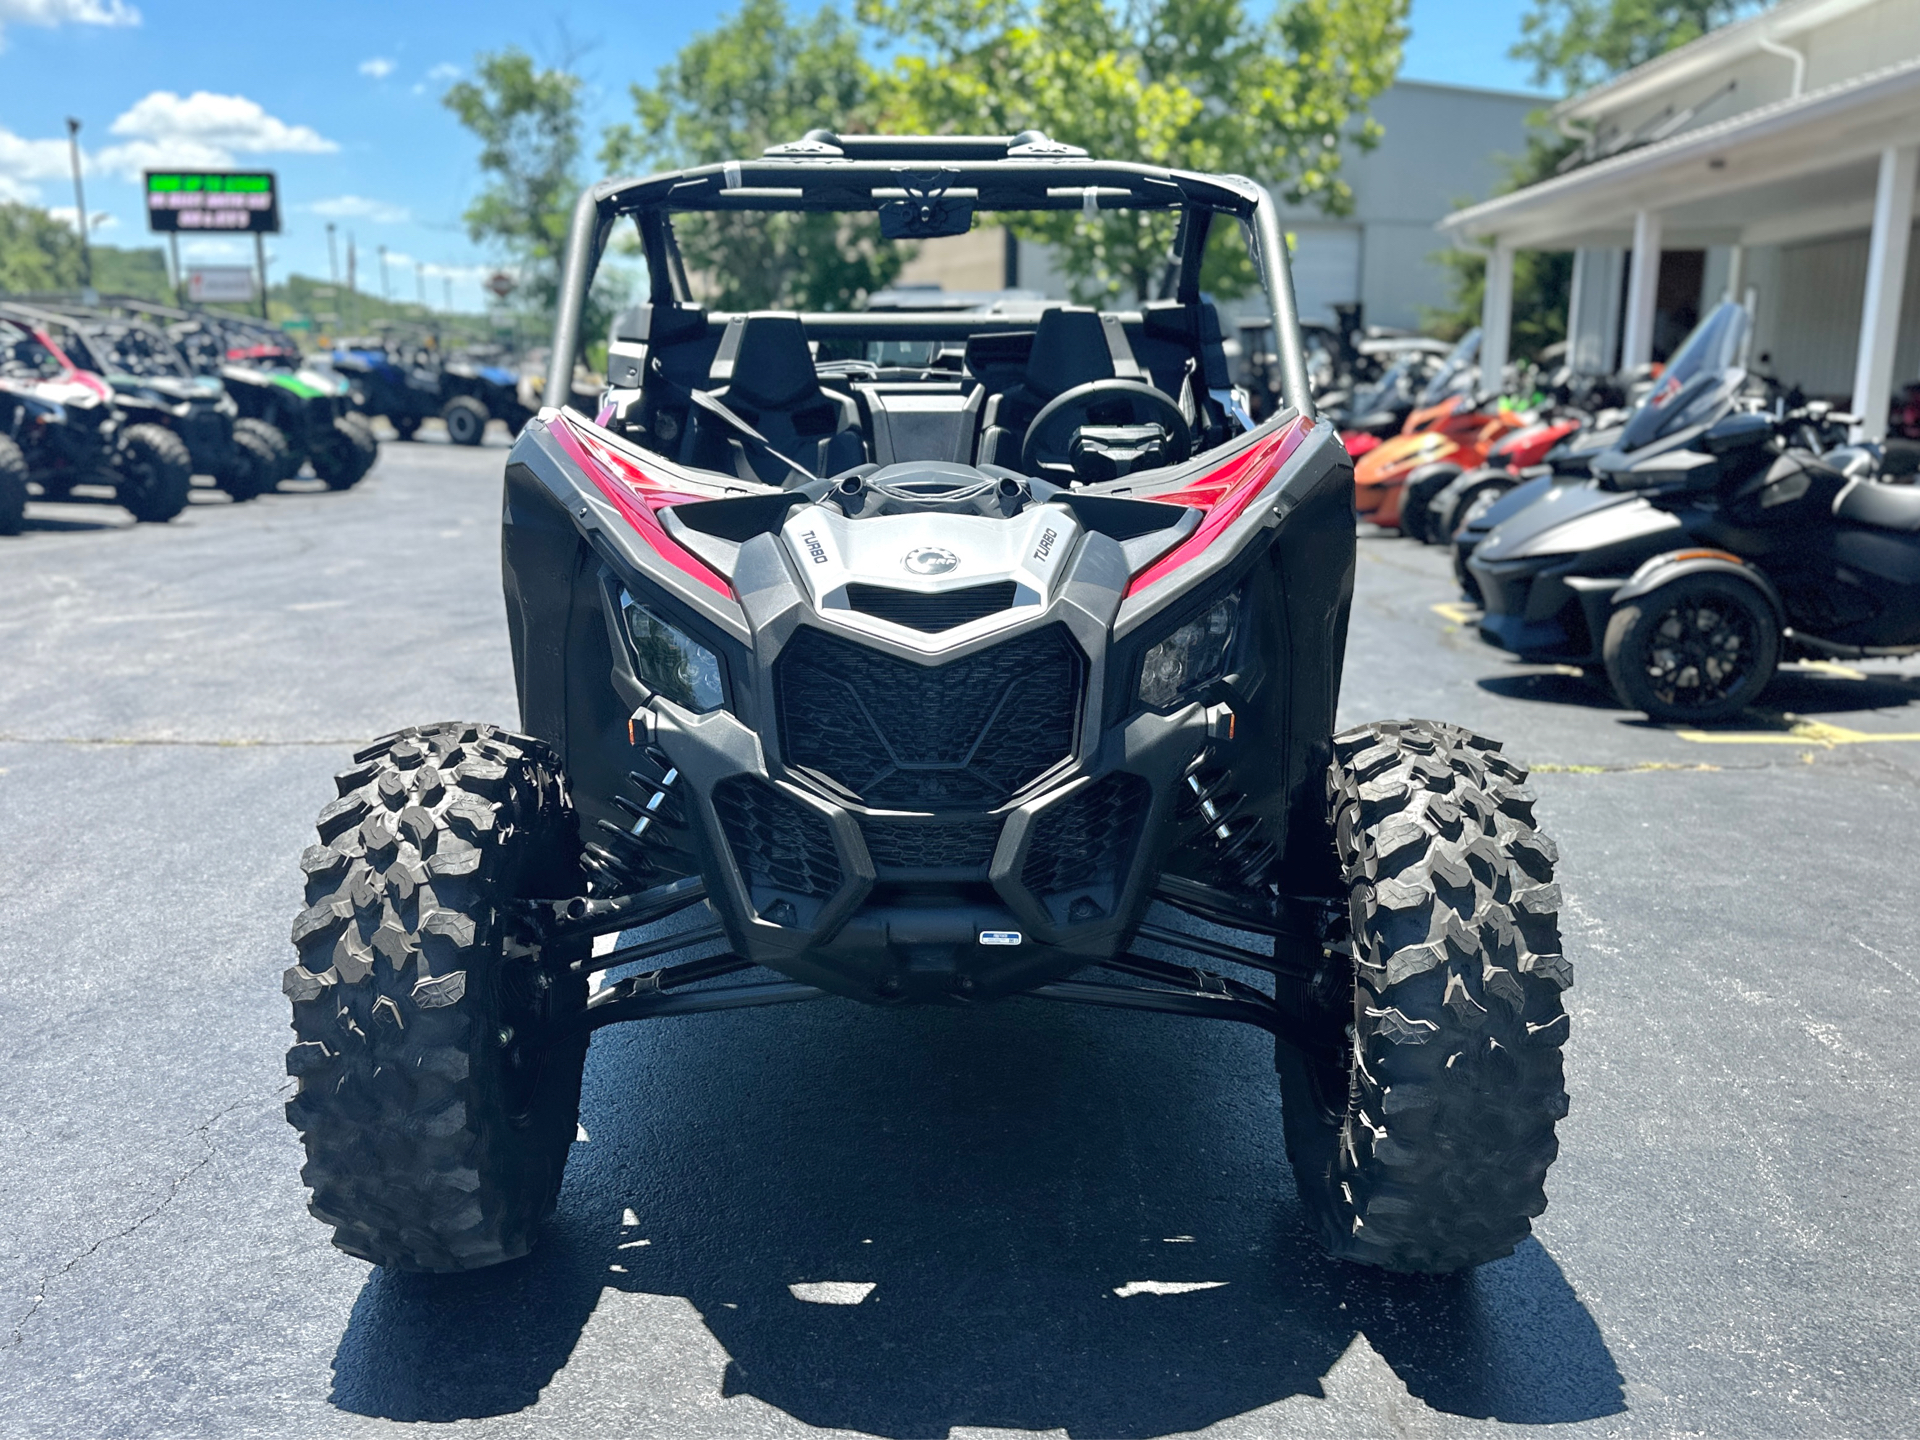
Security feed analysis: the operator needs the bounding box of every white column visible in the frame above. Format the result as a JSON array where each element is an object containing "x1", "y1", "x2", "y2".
[
  {"x1": 1479, "y1": 241, "x2": 1514, "y2": 393},
  {"x1": 1725, "y1": 244, "x2": 1745, "y2": 303},
  {"x1": 1621, "y1": 209, "x2": 1663, "y2": 369},
  {"x1": 1850, "y1": 144, "x2": 1919, "y2": 441}
]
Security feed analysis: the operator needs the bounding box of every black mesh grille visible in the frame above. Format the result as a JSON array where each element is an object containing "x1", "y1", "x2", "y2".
[
  {"x1": 860, "y1": 816, "x2": 1002, "y2": 873},
  {"x1": 1022, "y1": 772, "x2": 1150, "y2": 898},
  {"x1": 712, "y1": 776, "x2": 841, "y2": 899},
  {"x1": 776, "y1": 625, "x2": 1082, "y2": 810},
  {"x1": 845, "y1": 582, "x2": 1018, "y2": 632}
]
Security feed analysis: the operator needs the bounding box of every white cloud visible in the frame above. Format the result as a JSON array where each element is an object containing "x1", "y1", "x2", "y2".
[
  {"x1": 93, "y1": 90, "x2": 336, "y2": 178},
  {"x1": 0, "y1": 0, "x2": 139, "y2": 49},
  {"x1": 0, "y1": 124, "x2": 73, "y2": 200},
  {"x1": 308, "y1": 194, "x2": 411, "y2": 224},
  {"x1": 358, "y1": 56, "x2": 394, "y2": 79},
  {"x1": 426, "y1": 62, "x2": 459, "y2": 81}
]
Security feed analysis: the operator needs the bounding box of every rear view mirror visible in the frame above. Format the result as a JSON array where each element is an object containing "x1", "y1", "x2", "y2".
[{"x1": 880, "y1": 196, "x2": 974, "y2": 239}]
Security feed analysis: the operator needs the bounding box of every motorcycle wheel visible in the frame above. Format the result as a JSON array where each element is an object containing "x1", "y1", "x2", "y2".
[{"x1": 1602, "y1": 573, "x2": 1779, "y2": 723}]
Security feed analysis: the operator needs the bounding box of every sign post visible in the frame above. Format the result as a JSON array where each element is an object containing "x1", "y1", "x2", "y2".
[{"x1": 145, "y1": 171, "x2": 280, "y2": 318}]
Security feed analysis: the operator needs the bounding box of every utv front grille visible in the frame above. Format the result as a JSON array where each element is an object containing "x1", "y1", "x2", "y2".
[
  {"x1": 844, "y1": 582, "x2": 1017, "y2": 632},
  {"x1": 859, "y1": 815, "x2": 1002, "y2": 875},
  {"x1": 775, "y1": 624, "x2": 1082, "y2": 810},
  {"x1": 1022, "y1": 772, "x2": 1150, "y2": 900},
  {"x1": 712, "y1": 776, "x2": 842, "y2": 900}
]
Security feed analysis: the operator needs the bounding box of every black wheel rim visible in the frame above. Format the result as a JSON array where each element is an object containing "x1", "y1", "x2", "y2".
[{"x1": 1643, "y1": 594, "x2": 1758, "y2": 708}]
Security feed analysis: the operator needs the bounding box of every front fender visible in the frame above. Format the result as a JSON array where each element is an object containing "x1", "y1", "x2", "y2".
[{"x1": 1614, "y1": 548, "x2": 1783, "y2": 621}]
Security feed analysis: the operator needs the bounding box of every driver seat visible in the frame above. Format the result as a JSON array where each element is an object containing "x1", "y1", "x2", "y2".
[
  {"x1": 977, "y1": 306, "x2": 1146, "y2": 469},
  {"x1": 681, "y1": 312, "x2": 864, "y2": 484}
]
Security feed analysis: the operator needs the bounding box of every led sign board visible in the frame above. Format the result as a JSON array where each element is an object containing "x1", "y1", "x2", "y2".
[{"x1": 145, "y1": 172, "x2": 280, "y2": 234}]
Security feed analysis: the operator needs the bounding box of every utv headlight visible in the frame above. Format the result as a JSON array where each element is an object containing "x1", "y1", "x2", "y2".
[
  {"x1": 1137, "y1": 592, "x2": 1239, "y2": 709},
  {"x1": 621, "y1": 591, "x2": 724, "y2": 712}
]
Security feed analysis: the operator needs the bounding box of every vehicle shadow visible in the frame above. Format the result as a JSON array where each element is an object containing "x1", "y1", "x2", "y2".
[
  {"x1": 1479, "y1": 664, "x2": 1920, "y2": 718},
  {"x1": 329, "y1": 996, "x2": 1624, "y2": 1434}
]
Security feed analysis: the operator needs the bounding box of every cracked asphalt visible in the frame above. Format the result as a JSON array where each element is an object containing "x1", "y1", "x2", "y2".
[{"x1": 2, "y1": 440, "x2": 1917, "y2": 1438}]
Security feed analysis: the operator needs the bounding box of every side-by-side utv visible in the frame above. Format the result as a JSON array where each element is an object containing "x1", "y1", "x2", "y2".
[{"x1": 283, "y1": 133, "x2": 1574, "y2": 1276}]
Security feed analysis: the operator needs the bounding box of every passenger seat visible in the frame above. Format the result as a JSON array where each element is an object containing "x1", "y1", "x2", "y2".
[{"x1": 682, "y1": 312, "x2": 865, "y2": 484}]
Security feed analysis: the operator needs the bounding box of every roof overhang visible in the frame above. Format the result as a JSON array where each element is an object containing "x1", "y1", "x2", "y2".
[
  {"x1": 1442, "y1": 55, "x2": 1920, "y2": 249},
  {"x1": 1553, "y1": 0, "x2": 1884, "y2": 124}
]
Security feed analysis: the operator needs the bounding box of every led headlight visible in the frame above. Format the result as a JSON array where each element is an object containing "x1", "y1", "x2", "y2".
[
  {"x1": 621, "y1": 591, "x2": 723, "y2": 712},
  {"x1": 1137, "y1": 592, "x2": 1239, "y2": 709}
]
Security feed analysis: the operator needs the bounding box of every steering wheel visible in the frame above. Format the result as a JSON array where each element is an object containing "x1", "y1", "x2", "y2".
[{"x1": 1020, "y1": 379, "x2": 1192, "y2": 477}]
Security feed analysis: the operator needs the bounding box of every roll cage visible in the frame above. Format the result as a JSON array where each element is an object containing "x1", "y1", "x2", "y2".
[{"x1": 546, "y1": 130, "x2": 1316, "y2": 434}]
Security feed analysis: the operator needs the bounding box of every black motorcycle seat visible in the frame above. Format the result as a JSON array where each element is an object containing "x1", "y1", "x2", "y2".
[{"x1": 1834, "y1": 477, "x2": 1920, "y2": 533}]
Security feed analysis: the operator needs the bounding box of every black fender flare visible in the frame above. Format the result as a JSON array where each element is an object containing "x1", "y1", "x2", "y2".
[{"x1": 1612, "y1": 548, "x2": 1784, "y2": 624}]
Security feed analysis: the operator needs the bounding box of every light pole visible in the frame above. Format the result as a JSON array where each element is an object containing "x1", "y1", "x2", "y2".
[
  {"x1": 416, "y1": 261, "x2": 425, "y2": 308},
  {"x1": 327, "y1": 223, "x2": 339, "y2": 286},
  {"x1": 377, "y1": 245, "x2": 390, "y2": 305},
  {"x1": 443, "y1": 276, "x2": 453, "y2": 313},
  {"x1": 64, "y1": 117, "x2": 92, "y2": 293}
]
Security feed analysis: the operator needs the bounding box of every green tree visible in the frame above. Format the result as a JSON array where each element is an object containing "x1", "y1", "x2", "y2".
[
  {"x1": 601, "y1": 0, "x2": 904, "y2": 311},
  {"x1": 0, "y1": 202, "x2": 84, "y2": 295},
  {"x1": 1514, "y1": 0, "x2": 1765, "y2": 93},
  {"x1": 862, "y1": 0, "x2": 1410, "y2": 303},
  {"x1": 444, "y1": 49, "x2": 584, "y2": 307}
]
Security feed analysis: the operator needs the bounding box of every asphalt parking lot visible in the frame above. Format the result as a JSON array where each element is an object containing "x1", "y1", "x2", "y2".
[{"x1": 2, "y1": 438, "x2": 1917, "y2": 1438}]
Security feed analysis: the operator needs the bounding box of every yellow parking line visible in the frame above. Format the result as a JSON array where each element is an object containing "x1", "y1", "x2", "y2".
[
  {"x1": 1796, "y1": 660, "x2": 1870, "y2": 681},
  {"x1": 1430, "y1": 602, "x2": 1476, "y2": 625},
  {"x1": 1677, "y1": 716, "x2": 1920, "y2": 746}
]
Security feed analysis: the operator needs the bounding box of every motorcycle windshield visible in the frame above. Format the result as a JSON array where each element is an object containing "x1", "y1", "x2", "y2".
[
  {"x1": 1418, "y1": 329, "x2": 1480, "y2": 406},
  {"x1": 1618, "y1": 302, "x2": 1749, "y2": 452}
]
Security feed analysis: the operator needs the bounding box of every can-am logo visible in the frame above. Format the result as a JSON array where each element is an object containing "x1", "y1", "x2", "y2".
[{"x1": 903, "y1": 546, "x2": 959, "y2": 575}]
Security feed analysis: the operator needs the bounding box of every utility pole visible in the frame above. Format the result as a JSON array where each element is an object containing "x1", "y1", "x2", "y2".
[
  {"x1": 327, "y1": 223, "x2": 339, "y2": 286},
  {"x1": 416, "y1": 261, "x2": 425, "y2": 308},
  {"x1": 443, "y1": 276, "x2": 452, "y2": 313},
  {"x1": 378, "y1": 245, "x2": 390, "y2": 305},
  {"x1": 254, "y1": 233, "x2": 270, "y2": 321},
  {"x1": 64, "y1": 117, "x2": 92, "y2": 294},
  {"x1": 347, "y1": 234, "x2": 358, "y2": 331}
]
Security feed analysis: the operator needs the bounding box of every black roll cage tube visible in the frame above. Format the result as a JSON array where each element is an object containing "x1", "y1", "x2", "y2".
[{"x1": 546, "y1": 139, "x2": 1315, "y2": 421}]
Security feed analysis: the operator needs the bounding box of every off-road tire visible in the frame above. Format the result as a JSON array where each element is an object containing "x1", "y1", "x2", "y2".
[
  {"x1": 0, "y1": 435, "x2": 27, "y2": 535},
  {"x1": 443, "y1": 395, "x2": 489, "y2": 447},
  {"x1": 341, "y1": 414, "x2": 378, "y2": 480},
  {"x1": 284, "y1": 722, "x2": 591, "y2": 1271},
  {"x1": 312, "y1": 416, "x2": 376, "y2": 490},
  {"x1": 217, "y1": 426, "x2": 279, "y2": 502},
  {"x1": 113, "y1": 423, "x2": 193, "y2": 523},
  {"x1": 236, "y1": 417, "x2": 294, "y2": 482},
  {"x1": 1279, "y1": 719, "x2": 1571, "y2": 1272},
  {"x1": 1602, "y1": 573, "x2": 1780, "y2": 723},
  {"x1": 1399, "y1": 463, "x2": 1462, "y2": 544}
]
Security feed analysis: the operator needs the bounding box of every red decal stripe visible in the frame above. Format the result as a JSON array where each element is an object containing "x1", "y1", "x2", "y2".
[
  {"x1": 1126, "y1": 417, "x2": 1310, "y2": 596},
  {"x1": 546, "y1": 417, "x2": 734, "y2": 598}
]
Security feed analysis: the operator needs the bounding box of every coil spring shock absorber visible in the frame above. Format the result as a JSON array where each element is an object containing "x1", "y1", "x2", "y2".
[
  {"x1": 1182, "y1": 745, "x2": 1277, "y2": 891},
  {"x1": 581, "y1": 743, "x2": 687, "y2": 895}
]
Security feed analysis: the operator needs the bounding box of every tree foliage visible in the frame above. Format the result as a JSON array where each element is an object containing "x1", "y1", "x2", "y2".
[
  {"x1": 0, "y1": 202, "x2": 84, "y2": 295},
  {"x1": 1512, "y1": 0, "x2": 1765, "y2": 94},
  {"x1": 862, "y1": 0, "x2": 1409, "y2": 303},
  {"x1": 602, "y1": 0, "x2": 904, "y2": 311},
  {"x1": 443, "y1": 49, "x2": 584, "y2": 307}
]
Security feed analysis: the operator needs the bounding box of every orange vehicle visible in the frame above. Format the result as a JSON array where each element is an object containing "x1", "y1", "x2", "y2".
[{"x1": 1353, "y1": 393, "x2": 1528, "y2": 529}]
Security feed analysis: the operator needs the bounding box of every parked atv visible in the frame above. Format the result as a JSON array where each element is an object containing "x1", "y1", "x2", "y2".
[
  {"x1": 441, "y1": 346, "x2": 534, "y2": 445},
  {"x1": 134, "y1": 303, "x2": 377, "y2": 488},
  {"x1": 1355, "y1": 384, "x2": 1528, "y2": 534},
  {"x1": 1469, "y1": 300, "x2": 1920, "y2": 721},
  {"x1": 284, "y1": 132, "x2": 1573, "y2": 1277},
  {"x1": 16, "y1": 304, "x2": 278, "y2": 502},
  {"x1": 0, "y1": 307, "x2": 193, "y2": 525},
  {"x1": 331, "y1": 336, "x2": 445, "y2": 441}
]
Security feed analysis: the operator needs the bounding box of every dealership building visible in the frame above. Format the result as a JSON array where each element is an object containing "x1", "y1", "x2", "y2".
[{"x1": 1441, "y1": 0, "x2": 1920, "y2": 438}]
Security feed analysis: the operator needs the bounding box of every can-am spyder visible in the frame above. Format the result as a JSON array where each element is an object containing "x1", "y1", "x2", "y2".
[
  {"x1": 1469, "y1": 301, "x2": 1920, "y2": 720},
  {"x1": 283, "y1": 132, "x2": 1574, "y2": 1276}
]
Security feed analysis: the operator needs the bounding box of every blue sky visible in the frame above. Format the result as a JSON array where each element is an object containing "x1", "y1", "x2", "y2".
[{"x1": 0, "y1": 0, "x2": 1547, "y2": 312}]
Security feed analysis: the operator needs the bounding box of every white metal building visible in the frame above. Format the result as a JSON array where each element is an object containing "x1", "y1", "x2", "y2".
[{"x1": 1439, "y1": 0, "x2": 1920, "y2": 438}]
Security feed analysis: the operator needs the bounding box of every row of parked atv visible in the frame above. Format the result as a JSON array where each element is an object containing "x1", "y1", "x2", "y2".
[
  {"x1": 1345, "y1": 301, "x2": 1920, "y2": 723},
  {"x1": 329, "y1": 329, "x2": 533, "y2": 448},
  {"x1": 0, "y1": 297, "x2": 379, "y2": 534}
]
